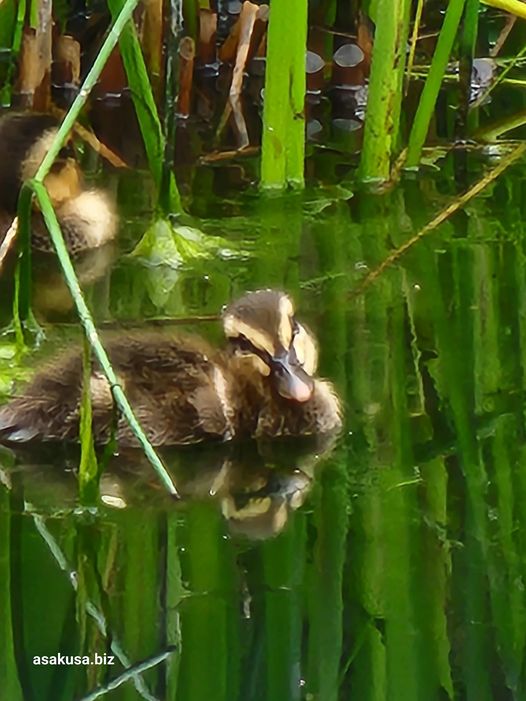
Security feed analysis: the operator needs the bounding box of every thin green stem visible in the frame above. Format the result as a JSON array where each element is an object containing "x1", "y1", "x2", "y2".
[
  {"x1": 405, "y1": 0, "x2": 466, "y2": 168},
  {"x1": 406, "y1": 0, "x2": 425, "y2": 90},
  {"x1": 458, "y1": 0, "x2": 480, "y2": 137}
]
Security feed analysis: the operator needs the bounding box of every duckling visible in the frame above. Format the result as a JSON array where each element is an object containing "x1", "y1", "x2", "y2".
[
  {"x1": 0, "y1": 290, "x2": 342, "y2": 446},
  {"x1": 0, "y1": 111, "x2": 117, "y2": 253}
]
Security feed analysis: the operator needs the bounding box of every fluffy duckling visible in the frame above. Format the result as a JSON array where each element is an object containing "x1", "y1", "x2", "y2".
[
  {"x1": 0, "y1": 111, "x2": 117, "y2": 253},
  {"x1": 0, "y1": 290, "x2": 342, "y2": 446}
]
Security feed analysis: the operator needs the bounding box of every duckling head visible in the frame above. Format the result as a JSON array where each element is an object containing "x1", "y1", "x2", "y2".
[
  {"x1": 222, "y1": 290, "x2": 319, "y2": 403},
  {"x1": 0, "y1": 112, "x2": 81, "y2": 212}
]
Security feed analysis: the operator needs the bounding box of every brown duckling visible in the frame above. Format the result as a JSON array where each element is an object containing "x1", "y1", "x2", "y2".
[
  {"x1": 0, "y1": 111, "x2": 117, "y2": 253},
  {"x1": 0, "y1": 290, "x2": 342, "y2": 446}
]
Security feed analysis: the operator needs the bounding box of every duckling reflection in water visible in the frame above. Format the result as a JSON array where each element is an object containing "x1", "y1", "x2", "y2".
[
  {"x1": 0, "y1": 290, "x2": 342, "y2": 446},
  {"x1": 0, "y1": 111, "x2": 117, "y2": 253},
  {"x1": 0, "y1": 434, "x2": 336, "y2": 540}
]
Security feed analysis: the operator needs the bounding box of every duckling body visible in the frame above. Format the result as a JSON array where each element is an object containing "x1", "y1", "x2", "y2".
[
  {"x1": 0, "y1": 291, "x2": 342, "y2": 446},
  {"x1": 0, "y1": 112, "x2": 117, "y2": 253}
]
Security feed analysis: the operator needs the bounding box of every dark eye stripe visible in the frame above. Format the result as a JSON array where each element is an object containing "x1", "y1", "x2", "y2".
[{"x1": 232, "y1": 335, "x2": 271, "y2": 364}]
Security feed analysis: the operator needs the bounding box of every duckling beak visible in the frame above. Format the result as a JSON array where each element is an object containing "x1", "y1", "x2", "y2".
[{"x1": 272, "y1": 355, "x2": 314, "y2": 403}]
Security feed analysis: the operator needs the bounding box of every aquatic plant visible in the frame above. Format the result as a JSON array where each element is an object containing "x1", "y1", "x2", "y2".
[{"x1": 260, "y1": 0, "x2": 308, "y2": 188}]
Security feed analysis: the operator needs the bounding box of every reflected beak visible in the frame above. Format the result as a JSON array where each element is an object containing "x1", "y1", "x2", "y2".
[{"x1": 272, "y1": 354, "x2": 314, "y2": 403}]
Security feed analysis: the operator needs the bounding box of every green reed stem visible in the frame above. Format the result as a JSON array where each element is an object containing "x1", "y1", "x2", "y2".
[
  {"x1": 79, "y1": 335, "x2": 99, "y2": 504},
  {"x1": 406, "y1": 0, "x2": 466, "y2": 168},
  {"x1": 458, "y1": 0, "x2": 480, "y2": 137},
  {"x1": 108, "y1": 0, "x2": 182, "y2": 213},
  {"x1": 406, "y1": 0, "x2": 425, "y2": 89},
  {"x1": 359, "y1": 0, "x2": 411, "y2": 182},
  {"x1": 261, "y1": 0, "x2": 308, "y2": 189},
  {"x1": 23, "y1": 180, "x2": 179, "y2": 497}
]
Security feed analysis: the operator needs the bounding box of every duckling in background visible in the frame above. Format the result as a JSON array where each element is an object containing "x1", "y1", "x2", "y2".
[
  {"x1": 0, "y1": 290, "x2": 342, "y2": 446},
  {"x1": 0, "y1": 111, "x2": 117, "y2": 253}
]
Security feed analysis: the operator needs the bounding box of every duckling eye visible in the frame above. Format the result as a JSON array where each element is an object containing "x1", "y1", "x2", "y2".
[{"x1": 236, "y1": 335, "x2": 253, "y2": 352}]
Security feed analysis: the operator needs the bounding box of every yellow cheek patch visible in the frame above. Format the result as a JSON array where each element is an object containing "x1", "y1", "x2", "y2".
[
  {"x1": 277, "y1": 295, "x2": 294, "y2": 348},
  {"x1": 237, "y1": 353, "x2": 270, "y2": 377},
  {"x1": 223, "y1": 316, "x2": 275, "y2": 356}
]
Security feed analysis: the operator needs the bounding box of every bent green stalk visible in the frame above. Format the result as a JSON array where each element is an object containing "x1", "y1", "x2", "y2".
[
  {"x1": 261, "y1": 0, "x2": 307, "y2": 189},
  {"x1": 11, "y1": 0, "x2": 179, "y2": 495},
  {"x1": 405, "y1": 0, "x2": 466, "y2": 168},
  {"x1": 27, "y1": 181, "x2": 179, "y2": 498}
]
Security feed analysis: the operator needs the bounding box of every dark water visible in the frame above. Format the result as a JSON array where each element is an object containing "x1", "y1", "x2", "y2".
[{"x1": 2, "y1": 140, "x2": 526, "y2": 701}]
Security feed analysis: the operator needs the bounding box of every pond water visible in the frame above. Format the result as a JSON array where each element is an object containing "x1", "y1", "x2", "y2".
[{"x1": 1, "y1": 135, "x2": 526, "y2": 701}]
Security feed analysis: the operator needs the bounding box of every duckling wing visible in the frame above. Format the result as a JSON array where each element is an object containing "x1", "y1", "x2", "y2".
[
  {"x1": 0, "y1": 336, "x2": 235, "y2": 447},
  {"x1": 0, "y1": 353, "x2": 84, "y2": 443},
  {"x1": 106, "y1": 339, "x2": 234, "y2": 446}
]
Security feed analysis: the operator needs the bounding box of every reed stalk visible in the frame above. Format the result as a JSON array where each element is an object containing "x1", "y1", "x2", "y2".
[
  {"x1": 405, "y1": 0, "x2": 466, "y2": 168},
  {"x1": 260, "y1": 0, "x2": 308, "y2": 189},
  {"x1": 458, "y1": 0, "x2": 480, "y2": 138},
  {"x1": 359, "y1": 0, "x2": 411, "y2": 182},
  {"x1": 108, "y1": 0, "x2": 182, "y2": 213},
  {"x1": 78, "y1": 335, "x2": 99, "y2": 503},
  {"x1": 0, "y1": 0, "x2": 24, "y2": 103},
  {"x1": 406, "y1": 0, "x2": 425, "y2": 89}
]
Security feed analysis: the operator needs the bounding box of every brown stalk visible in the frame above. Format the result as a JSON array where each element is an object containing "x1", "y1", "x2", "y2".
[
  {"x1": 356, "y1": 10, "x2": 373, "y2": 73},
  {"x1": 199, "y1": 9, "x2": 217, "y2": 64},
  {"x1": 177, "y1": 36, "x2": 195, "y2": 118},
  {"x1": 200, "y1": 145, "x2": 259, "y2": 162},
  {"x1": 490, "y1": 14, "x2": 516, "y2": 57},
  {"x1": 16, "y1": 0, "x2": 53, "y2": 109},
  {"x1": 230, "y1": 1, "x2": 259, "y2": 97},
  {"x1": 140, "y1": 0, "x2": 164, "y2": 80}
]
